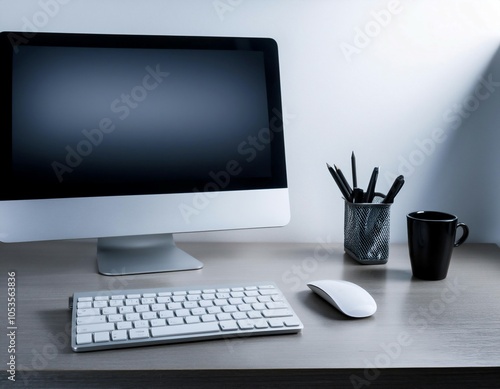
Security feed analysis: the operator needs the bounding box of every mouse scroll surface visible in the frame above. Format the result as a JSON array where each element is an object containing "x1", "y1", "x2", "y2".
[{"x1": 307, "y1": 280, "x2": 377, "y2": 318}]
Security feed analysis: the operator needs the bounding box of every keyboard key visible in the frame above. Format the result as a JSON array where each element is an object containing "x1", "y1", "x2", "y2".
[
  {"x1": 207, "y1": 306, "x2": 222, "y2": 314},
  {"x1": 247, "y1": 311, "x2": 263, "y2": 319},
  {"x1": 222, "y1": 305, "x2": 237, "y2": 313},
  {"x1": 168, "y1": 302, "x2": 182, "y2": 310},
  {"x1": 93, "y1": 301, "x2": 108, "y2": 308},
  {"x1": 268, "y1": 319, "x2": 285, "y2": 328},
  {"x1": 151, "y1": 322, "x2": 219, "y2": 338},
  {"x1": 252, "y1": 303, "x2": 266, "y2": 310},
  {"x1": 201, "y1": 314, "x2": 216, "y2": 322},
  {"x1": 183, "y1": 301, "x2": 198, "y2": 309},
  {"x1": 142, "y1": 312, "x2": 157, "y2": 320},
  {"x1": 262, "y1": 309, "x2": 292, "y2": 318},
  {"x1": 129, "y1": 328, "x2": 150, "y2": 339},
  {"x1": 159, "y1": 310, "x2": 174, "y2": 319},
  {"x1": 125, "y1": 313, "x2": 140, "y2": 322},
  {"x1": 94, "y1": 332, "x2": 110, "y2": 343},
  {"x1": 151, "y1": 303, "x2": 166, "y2": 311},
  {"x1": 77, "y1": 323, "x2": 115, "y2": 334},
  {"x1": 219, "y1": 320, "x2": 238, "y2": 331},
  {"x1": 237, "y1": 319, "x2": 254, "y2": 330},
  {"x1": 150, "y1": 319, "x2": 166, "y2": 327},
  {"x1": 77, "y1": 308, "x2": 101, "y2": 317},
  {"x1": 185, "y1": 316, "x2": 201, "y2": 324},
  {"x1": 102, "y1": 307, "x2": 117, "y2": 315},
  {"x1": 108, "y1": 314, "x2": 124, "y2": 322},
  {"x1": 284, "y1": 318, "x2": 302, "y2": 327},
  {"x1": 116, "y1": 321, "x2": 133, "y2": 330},
  {"x1": 112, "y1": 330, "x2": 128, "y2": 341},
  {"x1": 232, "y1": 312, "x2": 247, "y2": 320},
  {"x1": 266, "y1": 302, "x2": 287, "y2": 309},
  {"x1": 76, "y1": 333, "x2": 92, "y2": 344},
  {"x1": 175, "y1": 309, "x2": 190, "y2": 317},
  {"x1": 119, "y1": 306, "x2": 134, "y2": 314},
  {"x1": 135, "y1": 305, "x2": 149, "y2": 313},
  {"x1": 77, "y1": 315, "x2": 106, "y2": 325},
  {"x1": 133, "y1": 320, "x2": 149, "y2": 329},
  {"x1": 253, "y1": 318, "x2": 269, "y2": 329},
  {"x1": 260, "y1": 289, "x2": 279, "y2": 296},
  {"x1": 168, "y1": 317, "x2": 184, "y2": 326},
  {"x1": 191, "y1": 308, "x2": 206, "y2": 316},
  {"x1": 238, "y1": 304, "x2": 252, "y2": 312},
  {"x1": 216, "y1": 313, "x2": 232, "y2": 321}
]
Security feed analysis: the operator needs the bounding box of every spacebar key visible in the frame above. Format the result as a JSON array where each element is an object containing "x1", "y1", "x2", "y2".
[{"x1": 151, "y1": 322, "x2": 220, "y2": 338}]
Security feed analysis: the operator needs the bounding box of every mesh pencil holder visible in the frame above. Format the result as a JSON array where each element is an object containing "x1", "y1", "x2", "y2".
[{"x1": 344, "y1": 200, "x2": 391, "y2": 264}]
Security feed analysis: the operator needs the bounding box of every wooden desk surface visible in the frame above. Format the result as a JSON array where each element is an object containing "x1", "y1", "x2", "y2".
[{"x1": 1, "y1": 240, "x2": 500, "y2": 388}]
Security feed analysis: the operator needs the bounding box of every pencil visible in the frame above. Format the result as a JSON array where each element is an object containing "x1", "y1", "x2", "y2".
[
  {"x1": 351, "y1": 151, "x2": 357, "y2": 188},
  {"x1": 326, "y1": 163, "x2": 351, "y2": 200}
]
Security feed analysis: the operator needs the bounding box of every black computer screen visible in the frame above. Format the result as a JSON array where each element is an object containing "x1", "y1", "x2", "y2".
[{"x1": 0, "y1": 32, "x2": 287, "y2": 200}]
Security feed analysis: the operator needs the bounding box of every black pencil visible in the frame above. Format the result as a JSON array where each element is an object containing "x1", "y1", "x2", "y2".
[
  {"x1": 351, "y1": 151, "x2": 357, "y2": 188},
  {"x1": 326, "y1": 163, "x2": 351, "y2": 200},
  {"x1": 364, "y1": 167, "x2": 379, "y2": 203},
  {"x1": 334, "y1": 164, "x2": 352, "y2": 199}
]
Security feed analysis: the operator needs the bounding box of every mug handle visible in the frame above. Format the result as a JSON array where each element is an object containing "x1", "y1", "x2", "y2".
[{"x1": 454, "y1": 222, "x2": 469, "y2": 247}]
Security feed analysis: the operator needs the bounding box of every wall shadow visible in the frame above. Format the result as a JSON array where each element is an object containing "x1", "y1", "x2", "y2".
[{"x1": 423, "y1": 45, "x2": 500, "y2": 243}]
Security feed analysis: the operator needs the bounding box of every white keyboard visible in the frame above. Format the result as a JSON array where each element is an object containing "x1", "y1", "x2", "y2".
[{"x1": 70, "y1": 282, "x2": 303, "y2": 352}]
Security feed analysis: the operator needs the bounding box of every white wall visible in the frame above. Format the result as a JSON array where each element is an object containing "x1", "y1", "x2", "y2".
[{"x1": 2, "y1": 0, "x2": 500, "y2": 244}]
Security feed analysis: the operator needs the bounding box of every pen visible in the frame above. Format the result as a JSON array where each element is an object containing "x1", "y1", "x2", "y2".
[
  {"x1": 326, "y1": 163, "x2": 351, "y2": 200},
  {"x1": 334, "y1": 164, "x2": 352, "y2": 199},
  {"x1": 351, "y1": 151, "x2": 357, "y2": 188},
  {"x1": 364, "y1": 167, "x2": 379, "y2": 203},
  {"x1": 382, "y1": 175, "x2": 405, "y2": 204},
  {"x1": 352, "y1": 188, "x2": 364, "y2": 203}
]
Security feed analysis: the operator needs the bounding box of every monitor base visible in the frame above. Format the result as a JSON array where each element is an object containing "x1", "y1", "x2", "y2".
[{"x1": 96, "y1": 233, "x2": 203, "y2": 276}]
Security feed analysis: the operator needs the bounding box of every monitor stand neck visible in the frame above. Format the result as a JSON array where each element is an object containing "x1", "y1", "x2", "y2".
[{"x1": 96, "y1": 233, "x2": 203, "y2": 276}]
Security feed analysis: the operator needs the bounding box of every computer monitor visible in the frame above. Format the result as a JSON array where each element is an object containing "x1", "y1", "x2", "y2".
[{"x1": 0, "y1": 31, "x2": 290, "y2": 276}]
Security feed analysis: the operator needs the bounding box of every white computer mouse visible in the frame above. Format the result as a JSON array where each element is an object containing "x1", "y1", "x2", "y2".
[{"x1": 307, "y1": 279, "x2": 377, "y2": 318}]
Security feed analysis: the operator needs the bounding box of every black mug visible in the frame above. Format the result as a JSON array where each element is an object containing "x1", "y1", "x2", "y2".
[{"x1": 407, "y1": 211, "x2": 469, "y2": 280}]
